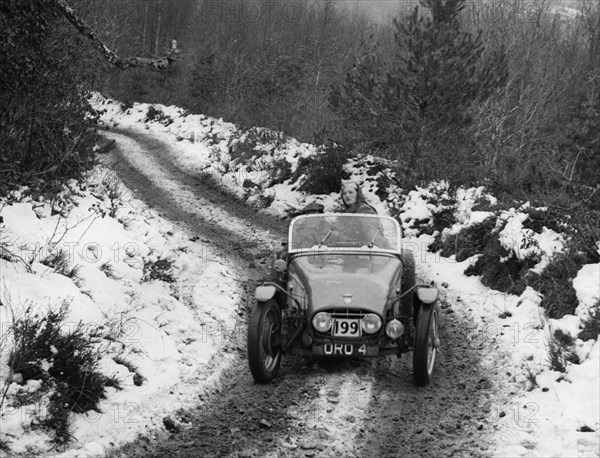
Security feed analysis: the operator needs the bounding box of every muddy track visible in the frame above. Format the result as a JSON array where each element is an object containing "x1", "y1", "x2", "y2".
[
  {"x1": 102, "y1": 127, "x2": 512, "y2": 458},
  {"x1": 103, "y1": 126, "x2": 289, "y2": 265}
]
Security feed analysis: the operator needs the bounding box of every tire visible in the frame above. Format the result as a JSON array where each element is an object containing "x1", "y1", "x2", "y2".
[
  {"x1": 400, "y1": 249, "x2": 415, "y2": 322},
  {"x1": 247, "y1": 299, "x2": 282, "y2": 383},
  {"x1": 413, "y1": 303, "x2": 440, "y2": 386}
]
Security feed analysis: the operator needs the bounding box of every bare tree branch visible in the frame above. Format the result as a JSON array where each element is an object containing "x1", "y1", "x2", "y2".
[{"x1": 49, "y1": 0, "x2": 181, "y2": 71}]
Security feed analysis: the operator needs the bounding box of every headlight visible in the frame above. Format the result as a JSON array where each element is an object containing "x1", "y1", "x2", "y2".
[
  {"x1": 386, "y1": 319, "x2": 404, "y2": 339},
  {"x1": 312, "y1": 312, "x2": 333, "y2": 332},
  {"x1": 362, "y1": 314, "x2": 382, "y2": 334}
]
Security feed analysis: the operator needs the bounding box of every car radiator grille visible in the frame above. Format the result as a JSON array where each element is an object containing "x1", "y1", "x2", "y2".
[{"x1": 327, "y1": 309, "x2": 369, "y2": 320}]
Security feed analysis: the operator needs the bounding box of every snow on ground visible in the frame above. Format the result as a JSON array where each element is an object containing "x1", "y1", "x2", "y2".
[
  {"x1": 1, "y1": 171, "x2": 242, "y2": 456},
  {"x1": 1, "y1": 95, "x2": 598, "y2": 456}
]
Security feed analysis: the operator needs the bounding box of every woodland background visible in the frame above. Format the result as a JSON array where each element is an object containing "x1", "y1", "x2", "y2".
[{"x1": 1, "y1": 0, "x2": 599, "y2": 208}]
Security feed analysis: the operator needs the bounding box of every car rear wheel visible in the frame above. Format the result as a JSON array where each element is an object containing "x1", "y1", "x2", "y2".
[
  {"x1": 247, "y1": 299, "x2": 282, "y2": 383},
  {"x1": 413, "y1": 303, "x2": 439, "y2": 386}
]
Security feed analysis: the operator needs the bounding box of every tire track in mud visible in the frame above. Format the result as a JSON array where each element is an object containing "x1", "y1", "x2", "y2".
[
  {"x1": 100, "y1": 127, "x2": 288, "y2": 265},
  {"x1": 357, "y1": 306, "x2": 508, "y2": 458},
  {"x1": 101, "y1": 127, "x2": 512, "y2": 457},
  {"x1": 100, "y1": 127, "x2": 335, "y2": 457}
]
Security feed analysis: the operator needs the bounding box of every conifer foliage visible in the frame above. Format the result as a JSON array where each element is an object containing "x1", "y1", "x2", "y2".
[
  {"x1": 330, "y1": 0, "x2": 507, "y2": 181},
  {"x1": 0, "y1": 0, "x2": 98, "y2": 196}
]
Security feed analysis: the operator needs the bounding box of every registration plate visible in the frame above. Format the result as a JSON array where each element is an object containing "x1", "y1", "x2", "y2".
[
  {"x1": 332, "y1": 319, "x2": 361, "y2": 337},
  {"x1": 313, "y1": 343, "x2": 379, "y2": 357}
]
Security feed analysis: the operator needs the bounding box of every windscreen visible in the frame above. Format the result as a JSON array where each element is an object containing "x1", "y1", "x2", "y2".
[{"x1": 289, "y1": 214, "x2": 400, "y2": 251}]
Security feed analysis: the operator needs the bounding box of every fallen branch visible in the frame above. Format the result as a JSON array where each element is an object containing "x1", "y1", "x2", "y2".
[{"x1": 49, "y1": 0, "x2": 181, "y2": 71}]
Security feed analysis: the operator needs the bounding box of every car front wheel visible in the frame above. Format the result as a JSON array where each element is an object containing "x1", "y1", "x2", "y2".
[
  {"x1": 247, "y1": 299, "x2": 282, "y2": 383},
  {"x1": 413, "y1": 303, "x2": 439, "y2": 386}
]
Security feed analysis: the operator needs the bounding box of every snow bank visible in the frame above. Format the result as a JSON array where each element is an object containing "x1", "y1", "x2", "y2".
[{"x1": 0, "y1": 168, "x2": 241, "y2": 456}]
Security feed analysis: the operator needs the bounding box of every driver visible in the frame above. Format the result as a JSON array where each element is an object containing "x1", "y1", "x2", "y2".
[
  {"x1": 340, "y1": 180, "x2": 377, "y2": 214},
  {"x1": 339, "y1": 180, "x2": 383, "y2": 245}
]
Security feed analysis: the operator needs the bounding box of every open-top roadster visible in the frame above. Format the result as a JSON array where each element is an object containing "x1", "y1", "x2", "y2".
[{"x1": 247, "y1": 213, "x2": 440, "y2": 386}]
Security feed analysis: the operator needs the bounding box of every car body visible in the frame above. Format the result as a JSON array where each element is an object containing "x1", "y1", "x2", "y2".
[{"x1": 247, "y1": 213, "x2": 440, "y2": 386}]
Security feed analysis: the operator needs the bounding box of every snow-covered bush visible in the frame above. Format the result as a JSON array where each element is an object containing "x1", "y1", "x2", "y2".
[
  {"x1": 142, "y1": 257, "x2": 176, "y2": 283},
  {"x1": 399, "y1": 181, "x2": 457, "y2": 241},
  {"x1": 547, "y1": 328, "x2": 580, "y2": 373},
  {"x1": 579, "y1": 303, "x2": 600, "y2": 341},
  {"x1": 145, "y1": 105, "x2": 172, "y2": 125},
  {"x1": 40, "y1": 248, "x2": 80, "y2": 280},
  {"x1": 525, "y1": 252, "x2": 584, "y2": 319},
  {"x1": 439, "y1": 216, "x2": 497, "y2": 261},
  {"x1": 3, "y1": 302, "x2": 121, "y2": 444},
  {"x1": 464, "y1": 235, "x2": 537, "y2": 295},
  {"x1": 292, "y1": 145, "x2": 350, "y2": 195}
]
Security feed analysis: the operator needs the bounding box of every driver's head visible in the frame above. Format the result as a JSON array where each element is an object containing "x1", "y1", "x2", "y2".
[
  {"x1": 341, "y1": 181, "x2": 360, "y2": 207},
  {"x1": 340, "y1": 180, "x2": 377, "y2": 215}
]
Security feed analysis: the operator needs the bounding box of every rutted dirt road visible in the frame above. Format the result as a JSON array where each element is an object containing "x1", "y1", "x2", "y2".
[{"x1": 101, "y1": 127, "x2": 514, "y2": 458}]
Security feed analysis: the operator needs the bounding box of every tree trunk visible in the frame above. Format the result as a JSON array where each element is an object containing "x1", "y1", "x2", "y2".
[
  {"x1": 155, "y1": 0, "x2": 162, "y2": 55},
  {"x1": 142, "y1": 1, "x2": 149, "y2": 48}
]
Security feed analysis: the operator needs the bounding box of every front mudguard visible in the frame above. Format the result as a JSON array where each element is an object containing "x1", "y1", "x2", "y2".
[{"x1": 256, "y1": 285, "x2": 277, "y2": 302}]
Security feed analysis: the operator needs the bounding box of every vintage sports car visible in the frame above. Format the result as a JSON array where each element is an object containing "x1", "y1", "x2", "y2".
[{"x1": 247, "y1": 213, "x2": 440, "y2": 386}]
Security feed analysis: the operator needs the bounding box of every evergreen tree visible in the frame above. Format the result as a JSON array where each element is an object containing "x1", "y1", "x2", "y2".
[
  {"x1": 330, "y1": 0, "x2": 507, "y2": 180},
  {"x1": 392, "y1": 0, "x2": 506, "y2": 167},
  {"x1": 328, "y1": 39, "x2": 393, "y2": 149},
  {"x1": 0, "y1": 0, "x2": 98, "y2": 195}
]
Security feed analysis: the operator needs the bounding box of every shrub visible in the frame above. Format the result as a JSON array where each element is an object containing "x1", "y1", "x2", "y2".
[
  {"x1": 427, "y1": 207, "x2": 458, "y2": 247},
  {"x1": 7, "y1": 302, "x2": 120, "y2": 443},
  {"x1": 470, "y1": 194, "x2": 500, "y2": 212},
  {"x1": 521, "y1": 206, "x2": 567, "y2": 234},
  {"x1": 292, "y1": 146, "x2": 350, "y2": 195},
  {"x1": 230, "y1": 136, "x2": 257, "y2": 164},
  {"x1": 270, "y1": 157, "x2": 292, "y2": 185},
  {"x1": 99, "y1": 173, "x2": 128, "y2": 218},
  {"x1": 465, "y1": 237, "x2": 536, "y2": 296},
  {"x1": 525, "y1": 252, "x2": 584, "y2": 319},
  {"x1": 145, "y1": 105, "x2": 172, "y2": 124},
  {"x1": 40, "y1": 248, "x2": 81, "y2": 282},
  {"x1": 569, "y1": 208, "x2": 600, "y2": 264},
  {"x1": 142, "y1": 257, "x2": 176, "y2": 283},
  {"x1": 440, "y1": 216, "x2": 497, "y2": 261},
  {"x1": 406, "y1": 182, "x2": 458, "y2": 245},
  {"x1": 579, "y1": 302, "x2": 600, "y2": 341},
  {"x1": 375, "y1": 172, "x2": 394, "y2": 201},
  {"x1": 423, "y1": 183, "x2": 457, "y2": 232},
  {"x1": 0, "y1": 0, "x2": 99, "y2": 198},
  {"x1": 548, "y1": 329, "x2": 579, "y2": 373},
  {"x1": 120, "y1": 100, "x2": 134, "y2": 112},
  {"x1": 99, "y1": 261, "x2": 118, "y2": 280}
]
